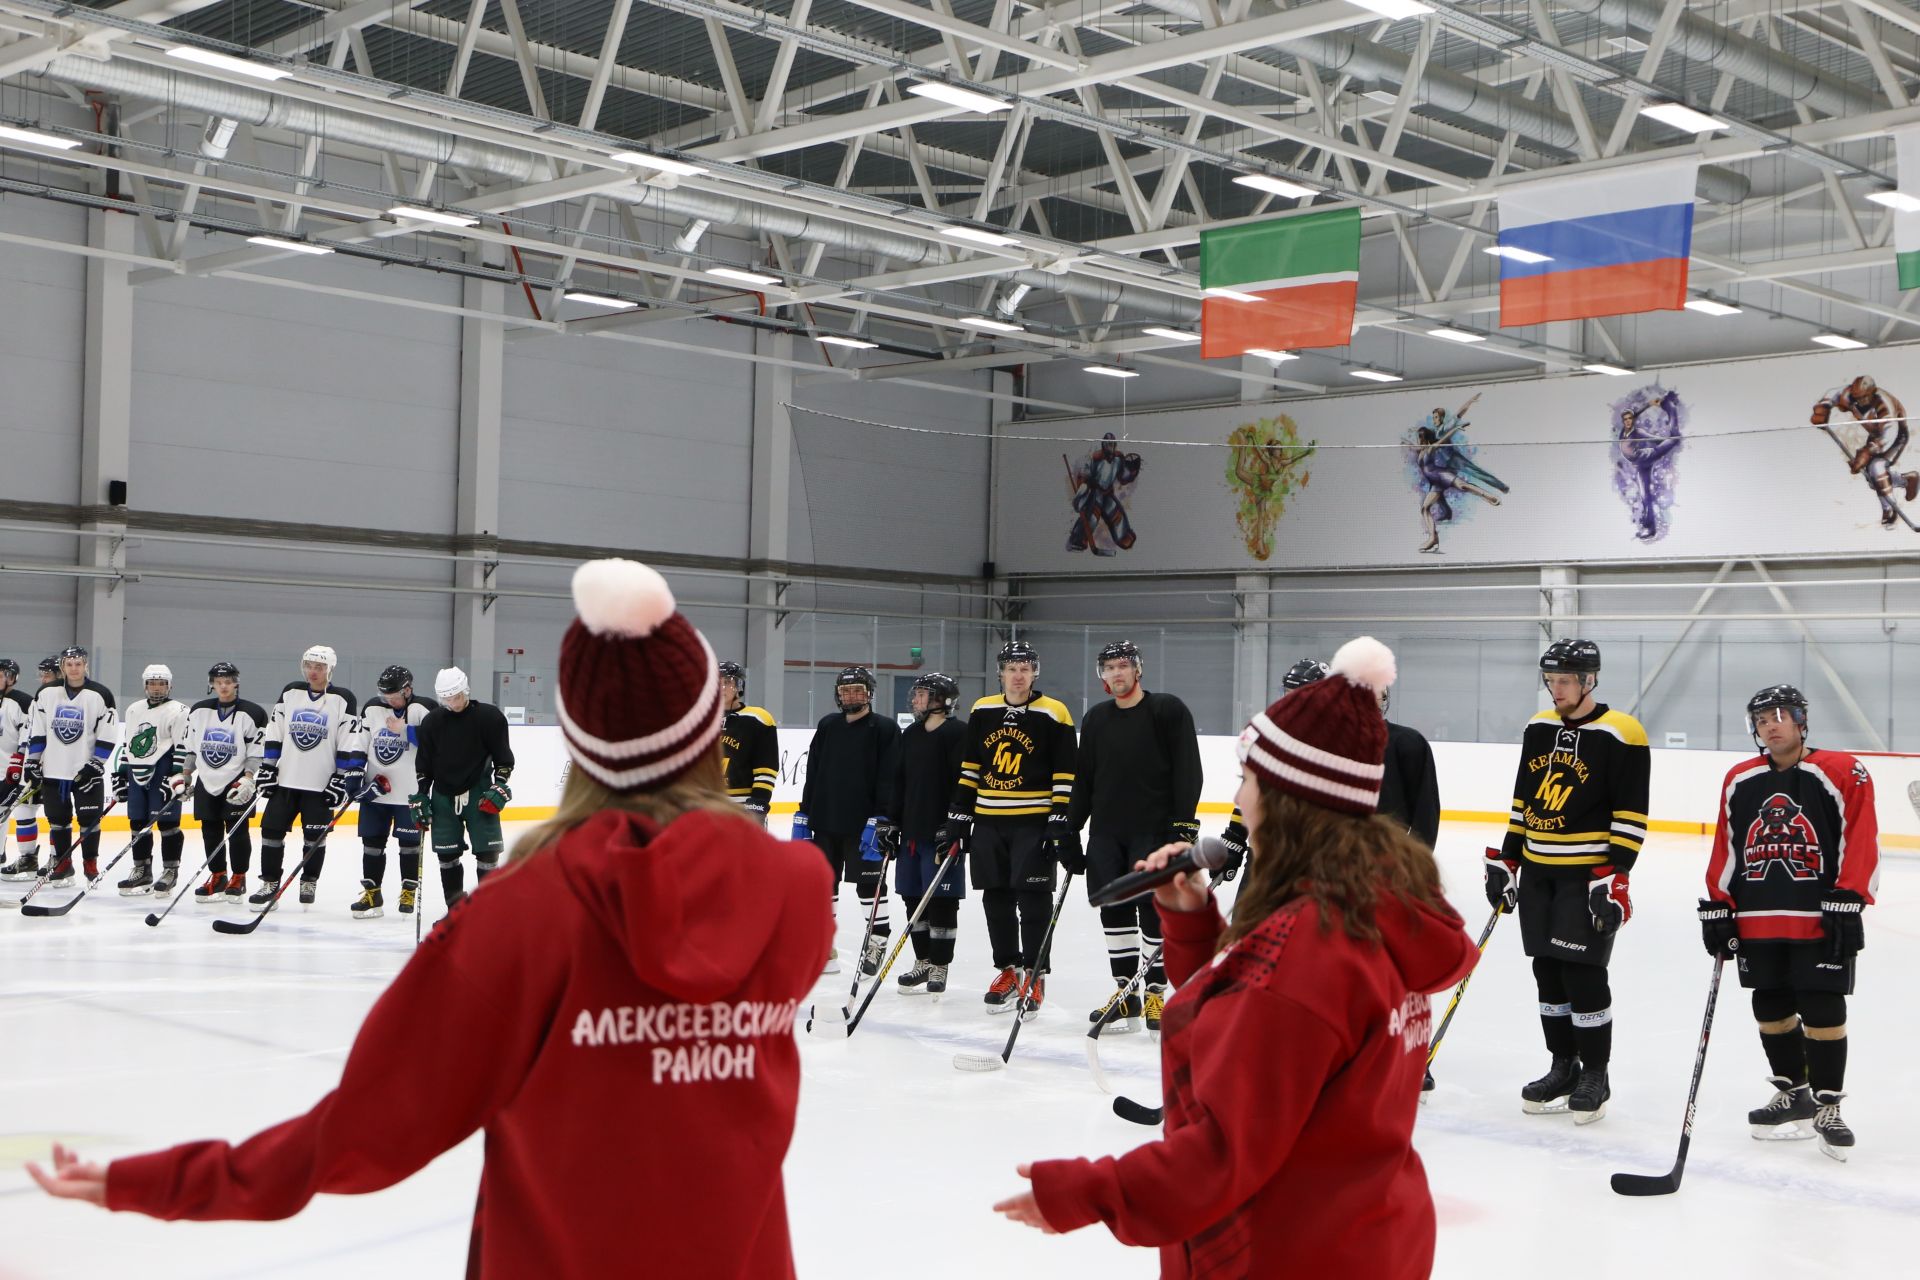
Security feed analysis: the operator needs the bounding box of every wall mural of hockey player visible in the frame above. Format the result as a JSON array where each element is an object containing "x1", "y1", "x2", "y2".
[
  {"x1": 1404, "y1": 394, "x2": 1508, "y2": 554},
  {"x1": 1610, "y1": 385, "x2": 1686, "y2": 543},
  {"x1": 1064, "y1": 433, "x2": 1144, "y2": 556},
  {"x1": 1224, "y1": 415, "x2": 1315, "y2": 562},
  {"x1": 1809, "y1": 375, "x2": 1920, "y2": 531}
]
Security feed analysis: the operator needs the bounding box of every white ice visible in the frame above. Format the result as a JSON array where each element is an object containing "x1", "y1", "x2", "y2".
[{"x1": 1, "y1": 823, "x2": 1914, "y2": 1279}]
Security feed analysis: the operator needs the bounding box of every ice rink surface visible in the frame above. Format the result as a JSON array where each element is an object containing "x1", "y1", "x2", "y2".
[{"x1": 2, "y1": 821, "x2": 1914, "y2": 1279}]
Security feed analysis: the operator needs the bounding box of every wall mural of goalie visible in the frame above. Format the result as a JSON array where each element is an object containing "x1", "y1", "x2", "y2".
[
  {"x1": 1403, "y1": 394, "x2": 1508, "y2": 554},
  {"x1": 1809, "y1": 375, "x2": 1920, "y2": 532},
  {"x1": 1611, "y1": 384, "x2": 1686, "y2": 543},
  {"x1": 1064, "y1": 432, "x2": 1144, "y2": 556}
]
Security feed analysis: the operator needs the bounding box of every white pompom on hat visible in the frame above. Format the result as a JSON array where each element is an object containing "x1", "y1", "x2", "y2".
[
  {"x1": 434, "y1": 667, "x2": 470, "y2": 699},
  {"x1": 1237, "y1": 635, "x2": 1396, "y2": 816}
]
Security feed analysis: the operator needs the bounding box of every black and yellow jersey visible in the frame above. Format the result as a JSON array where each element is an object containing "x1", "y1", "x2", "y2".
[
  {"x1": 1501, "y1": 703, "x2": 1650, "y2": 876},
  {"x1": 951, "y1": 691, "x2": 1077, "y2": 825},
  {"x1": 721, "y1": 706, "x2": 779, "y2": 815}
]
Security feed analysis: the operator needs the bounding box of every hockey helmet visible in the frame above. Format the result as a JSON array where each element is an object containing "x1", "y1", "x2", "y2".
[
  {"x1": 208, "y1": 661, "x2": 240, "y2": 684},
  {"x1": 141, "y1": 664, "x2": 173, "y2": 685},
  {"x1": 1282, "y1": 658, "x2": 1329, "y2": 691},
  {"x1": 0, "y1": 659, "x2": 17, "y2": 679},
  {"x1": 911, "y1": 672, "x2": 959, "y2": 719},
  {"x1": 1539, "y1": 639, "x2": 1601, "y2": 674},
  {"x1": 1096, "y1": 640, "x2": 1141, "y2": 671},
  {"x1": 719, "y1": 661, "x2": 747, "y2": 695},
  {"x1": 997, "y1": 639, "x2": 1039, "y2": 670},
  {"x1": 834, "y1": 665, "x2": 876, "y2": 712},
  {"x1": 59, "y1": 645, "x2": 89, "y2": 662},
  {"x1": 38, "y1": 656, "x2": 59, "y2": 675},
  {"x1": 1746, "y1": 684, "x2": 1808, "y2": 749},
  {"x1": 301, "y1": 644, "x2": 338, "y2": 671},
  {"x1": 376, "y1": 665, "x2": 414, "y2": 695}
]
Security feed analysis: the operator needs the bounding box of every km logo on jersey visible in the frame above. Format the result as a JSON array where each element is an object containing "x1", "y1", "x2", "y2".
[
  {"x1": 992, "y1": 741, "x2": 1024, "y2": 777},
  {"x1": 1743, "y1": 792, "x2": 1822, "y2": 882},
  {"x1": 1534, "y1": 769, "x2": 1574, "y2": 812}
]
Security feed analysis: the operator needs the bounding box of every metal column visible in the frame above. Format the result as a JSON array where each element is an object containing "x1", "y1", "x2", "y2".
[
  {"x1": 747, "y1": 330, "x2": 793, "y2": 721},
  {"x1": 78, "y1": 210, "x2": 133, "y2": 692},
  {"x1": 454, "y1": 252, "x2": 503, "y2": 693}
]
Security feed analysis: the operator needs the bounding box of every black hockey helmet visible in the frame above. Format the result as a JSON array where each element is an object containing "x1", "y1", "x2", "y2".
[
  {"x1": 997, "y1": 639, "x2": 1039, "y2": 669},
  {"x1": 1539, "y1": 639, "x2": 1601, "y2": 674},
  {"x1": 1096, "y1": 640, "x2": 1141, "y2": 670},
  {"x1": 58, "y1": 645, "x2": 88, "y2": 662},
  {"x1": 718, "y1": 661, "x2": 746, "y2": 694},
  {"x1": 1282, "y1": 658, "x2": 1329, "y2": 691},
  {"x1": 911, "y1": 671, "x2": 959, "y2": 718},
  {"x1": 1746, "y1": 684, "x2": 1808, "y2": 749},
  {"x1": 38, "y1": 656, "x2": 59, "y2": 674},
  {"x1": 376, "y1": 664, "x2": 413, "y2": 695},
  {"x1": 0, "y1": 659, "x2": 16, "y2": 679},
  {"x1": 207, "y1": 660, "x2": 240, "y2": 683},
  {"x1": 834, "y1": 665, "x2": 876, "y2": 712}
]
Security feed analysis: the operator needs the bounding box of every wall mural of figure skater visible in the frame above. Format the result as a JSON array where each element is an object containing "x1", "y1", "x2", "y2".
[
  {"x1": 1809, "y1": 375, "x2": 1920, "y2": 531},
  {"x1": 1404, "y1": 394, "x2": 1508, "y2": 554},
  {"x1": 1611, "y1": 385, "x2": 1686, "y2": 543},
  {"x1": 1224, "y1": 416, "x2": 1315, "y2": 561}
]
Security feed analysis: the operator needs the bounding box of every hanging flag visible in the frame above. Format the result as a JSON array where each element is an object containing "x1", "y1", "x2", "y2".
[
  {"x1": 1494, "y1": 157, "x2": 1698, "y2": 327},
  {"x1": 1200, "y1": 207, "x2": 1360, "y2": 357},
  {"x1": 1895, "y1": 127, "x2": 1920, "y2": 290}
]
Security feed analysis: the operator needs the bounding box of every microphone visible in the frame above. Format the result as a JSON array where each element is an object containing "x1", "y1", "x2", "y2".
[{"x1": 1088, "y1": 837, "x2": 1232, "y2": 908}]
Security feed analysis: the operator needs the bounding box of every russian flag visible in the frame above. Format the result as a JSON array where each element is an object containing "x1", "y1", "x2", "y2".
[{"x1": 1494, "y1": 158, "x2": 1698, "y2": 328}]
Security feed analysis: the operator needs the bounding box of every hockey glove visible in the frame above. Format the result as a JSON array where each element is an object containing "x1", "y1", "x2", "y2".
[
  {"x1": 360, "y1": 774, "x2": 391, "y2": 802},
  {"x1": 1587, "y1": 865, "x2": 1631, "y2": 936},
  {"x1": 1483, "y1": 847, "x2": 1521, "y2": 912},
  {"x1": 225, "y1": 772, "x2": 256, "y2": 808},
  {"x1": 859, "y1": 817, "x2": 885, "y2": 862},
  {"x1": 1820, "y1": 888, "x2": 1866, "y2": 961},
  {"x1": 254, "y1": 761, "x2": 279, "y2": 799},
  {"x1": 876, "y1": 819, "x2": 902, "y2": 858},
  {"x1": 478, "y1": 779, "x2": 511, "y2": 816},
  {"x1": 326, "y1": 769, "x2": 364, "y2": 812},
  {"x1": 789, "y1": 812, "x2": 812, "y2": 844},
  {"x1": 112, "y1": 769, "x2": 132, "y2": 804},
  {"x1": 164, "y1": 772, "x2": 190, "y2": 804},
  {"x1": 934, "y1": 810, "x2": 971, "y2": 858},
  {"x1": 3, "y1": 752, "x2": 21, "y2": 786},
  {"x1": 1216, "y1": 820, "x2": 1249, "y2": 882},
  {"x1": 409, "y1": 792, "x2": 431, "y2": 829},
  {"x1": 1165, "y1": 820, "x2": 1201, "y2": 848},
  {"x1": 1697, "y1": 898, "x2": 1739, "y2": 958},
  {"x1": 22, "y1": 756, "x2": 41, "y2": 790},
  {"x1": 74, "y1": 759, "x2": 103, "y2": 788},
  {"x1": 1045, "y1": 820, "x2": 1086, "y2": 876}
]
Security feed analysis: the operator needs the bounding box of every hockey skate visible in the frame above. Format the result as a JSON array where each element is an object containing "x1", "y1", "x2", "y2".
[
  {"x1": 1749, "y1": 1075, "x2": 1817, "y2": 1140},
  {"x1": 1089, "y1": 987, "x2": 1143, "y2": 1034},
  {"x1": 0, "y1": 853, "x2": 39, "y2": 881},
  {"x1": 82, "y1": 858, "x2": 98, "y2": 882},
  {"x1": 821, "y1": 947, "x2": 841, "y2": 977},
  {"x1": 1521, "y1": 1055, "x2": 1580, "y2": 1115},
  {"x1": 984, "y1": 965, "x2": 1021, "y2": 1012},
  {"x1": 118, "y1": 862, "x2": 154, "y2": 896},
  {"x1": 398, "y1": 880, "x2": 419, "y2": 914},
  {"x1": 1812, "y1": 1090, "x2": 1854, "y2": 1162},
  {"x1": 859, "y1": 934, "x2": 886, "y2": 977},
  {"x1": 298, "y1": 879, "x2": 318, "y2": 907},
  {"x1": 352, "y1": 879, "x2": 384, "y2": 919},
  {"x1": 925, "y1": 963, "x2": 949, "y2": 995},
  {"x1": 43, "y1": 857, "x2": 75, "y2": 889},
  {"x1": 222, "y1": 874, "x2": 246, "y2": 904},
  {"x1": 898, "y1": 961, "x2": 936, "y2": 993},
  {"x1": 153, "y1": 865, "x2": 177, "y2": 896},
  {"x1": 1018, "y1": 971, "x2": 1045, "y2": 1022},
  {"x1": 248, "y1": 878, "x2": 281, "y2": 913},
  {"x1": 1569, "y1": 1068, "x2": 1609, "y2": 1125},
  {"x1": 192, "y1": 873, "x2": 229, "y2": 906},
  {"x1": 1144, "y1": 984, "x2": 1167, "y2": 1035}
]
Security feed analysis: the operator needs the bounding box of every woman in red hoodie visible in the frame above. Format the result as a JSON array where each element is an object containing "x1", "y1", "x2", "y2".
[
  {"x1": 995, "y1": 636, "x2": 1477, "y2": 1279},
  {"x1": 31, "y1": 558, "x2": 834, "y2": 1280}
]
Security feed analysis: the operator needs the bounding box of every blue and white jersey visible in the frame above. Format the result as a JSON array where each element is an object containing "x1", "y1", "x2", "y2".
[
  {"x1": 1, "y1": 689, "x2": 31, "y2": 760},
  {"x1": 184, "y1": 697, "x2": 269, "y2": 793},
  {"x1": 26, "y1": 679, "x2": 118, "y2": 783},
  {"x1": 121, "y1": 697, "x2": 191, "y2": 782},
  {"x1": 360, "y1": 694, "x2": 437, "y2": 806},
  {"x1": 262, "y1": 682, "x2": 365, "y2": 794}
]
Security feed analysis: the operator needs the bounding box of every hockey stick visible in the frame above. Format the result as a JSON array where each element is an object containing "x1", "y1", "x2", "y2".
[
  {"x1": 1086, "y1": 943, "x2": 1165, "y2": 1094},
  {"x1": 1611, "y1": 956, "x2": 1725, "y2": 1197},
  {"x1": 806, "y1": 841, "x2": 897, "y2": 1033},
  {"x1": 1, "y1": 796, "x2": 120, "y2": 911},
  {"x1": 146, "y1": 802, "x2": 257, "y2": 928},
  {"x1": 211, "y1": 795, "x2": 354, "y2": 935},
  {"x1": 19, "y1": 817, "x2": 159, "y2": 917},
  {"x1": 1113, "y1": 1097, "x2": 1163, "y2": 1126},
  {"x1": 954, "y1": 871, "x2": 1077, "y2": 1072},
  {"x1": 1422, "y1": 902, "x2": 1506, "y2": 1089},
  {"x1": 828, "y1": 841, "x2": 965, "y2": 1037}
]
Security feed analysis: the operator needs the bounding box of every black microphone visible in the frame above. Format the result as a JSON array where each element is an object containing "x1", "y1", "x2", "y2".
[{"x1": 1088, "y1": 837, "x2": 1232, "y2": 908}]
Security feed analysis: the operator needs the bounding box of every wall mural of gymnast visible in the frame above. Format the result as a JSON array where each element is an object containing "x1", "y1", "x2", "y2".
[
  {"x1": 1404, "y1": 394, "x2": 1508, "y2": 554},
  {"x1": 1610, "y1": 384, "x2": 1686, "y2": 543}
]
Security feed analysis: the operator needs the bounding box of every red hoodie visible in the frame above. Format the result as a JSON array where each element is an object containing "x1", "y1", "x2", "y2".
[
  {"x1": 105, "y1": 808, "x2": 833, "y2": 1279},
  {"x1": 1030, "y1": 889, "x2": 1477, "y2": 1279}
]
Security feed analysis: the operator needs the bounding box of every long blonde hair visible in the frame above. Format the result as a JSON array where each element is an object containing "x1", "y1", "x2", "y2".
[
  {"x1": 510, "y1": 741, "x2": 747, "y2": 863},
  {"x1": 1220, "y1": 787, "x2": 1449, "y2": 951}
]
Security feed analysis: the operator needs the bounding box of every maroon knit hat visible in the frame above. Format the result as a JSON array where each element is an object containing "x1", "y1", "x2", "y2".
[
  {"x1": 556, "y1": 558, "x2": 723, "y2": 793},
  {"x1": 1236, "y1": 636, "x2": 1395, "y2": 816}
]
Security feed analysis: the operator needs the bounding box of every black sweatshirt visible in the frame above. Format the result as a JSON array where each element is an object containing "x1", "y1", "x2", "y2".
[
  {"x1": 414, "y1": 700, "x2": 515, "y2": 797},
  {"x1": 1066, "y1": 690, "x2": 1203, "y2": 840},
  {"x1": 1379, "y1": 721, "x2": 1441, "y2": 849},
  {"x1": 886, "y1": 716, "x2": 969, "y2": 841},
  {"x1": 799, "y1": 709, "x2": 898, "y2": 837}
]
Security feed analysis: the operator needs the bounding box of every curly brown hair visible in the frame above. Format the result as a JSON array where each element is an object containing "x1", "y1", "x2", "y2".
[{"x1": 1220, "y1": 786, "x2": 1449, "y2": 951}]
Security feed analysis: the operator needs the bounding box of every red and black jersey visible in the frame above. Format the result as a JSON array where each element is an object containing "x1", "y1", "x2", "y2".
[{"x1": 1706, "y1": 750, "x2": 1881, "y2": 942}]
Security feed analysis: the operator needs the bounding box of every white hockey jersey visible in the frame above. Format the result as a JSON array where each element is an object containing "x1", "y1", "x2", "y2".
[
  {"x1": 262, "y1": 683, "x2": 364, "y2": 793},
  {"x1": 183, "y1": 698, "x2": 270, "y2": 794},
  {"x1": 121, "y1": 697, "x2": 192, "y2": 781},
  {"x1": 361, "y1": 694, "x2": 437, "y2": 806},
  {"x1": 26, "y1": 680, "x2": 118, "y2": 783},
  {"x1": 1, "y1": 689, "x2": 31, "y2": 759}
]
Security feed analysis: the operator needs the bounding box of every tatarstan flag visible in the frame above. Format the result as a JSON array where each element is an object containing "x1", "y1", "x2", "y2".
[
  {"x1": 1200, "y1": 207, "x2": 1360, "y2": 357},
  {"x1": 1898, "y1": 126, "x2": 1920, "y2": 290}
]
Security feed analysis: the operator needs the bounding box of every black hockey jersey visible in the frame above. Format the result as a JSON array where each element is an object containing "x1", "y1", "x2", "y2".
[
  {"x1": 1380, "y1": 721, "x2": 1441, "y2": 848},
  {"x1": 1066, "y1": 690, "x2": 1201, "y2": 839},
  {"x1": 950, "y1": 691, "x2": 1076, "y2": 826},
  {"x1": 888, "y1": 715, "x2": 968, "y2": 841},
  {"x1": 1500, "y1": 703, "x2": 1650, "y2": 877},
  {"x1": 1707, "y1": 750, "x2": 1880, "y2": 943},
  {"x1": 798, "y1": 710, "x2": 897, "y2": 837},
  {"x1": 721, "y1": 706, "x2": 779, "y2": 815}
]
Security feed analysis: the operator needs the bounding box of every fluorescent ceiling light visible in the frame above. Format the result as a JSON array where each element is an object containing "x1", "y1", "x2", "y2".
[
  {"x1": 0, "y1": 124, "x2": 81, "y2": 150},
  {"x1": 1204, "y1": 286, "x2": 1265, "y2": 302},
  {"x1": 1246, "y1": 349, "x2": 1299, "y2": 363},
  {"x1": 1086, "y1": 365, "x2": 1139, "y2": 379},
  {"x1": 1484, "y1": 244, "x2": 1553, "y2": 265},
  {"x1": 166, "y1": 46, "x2": 291, "y2": 81},
  {"x1": 907, "y1": 82, "x2": 1008, "y2": 114},
  {"x1": 1348, "y1": 0, "x2": 1432, "y2": 19},
  {"x1": 959, "y1": 316, "x2": 1023, "y2": 333},
  {"x1": 246, "y1": 235, "x2": 333, "y2": 256},
  {"x1": 1233, "y1": 173, "x2": 1316, "y2": 200},
  {"x1": 1683, "y1": 298, "x2": 1741, "y2": 316},
  {"x1": 1641, "y1": 101, "x2": 1724, "y2": 133},
  {"x1": 1351, "y1": 369, "x2": 1404, "y2": 382},
  {"x1": 1606, "y1": 35, "x2": 1650, "y2": 53},
  {"x1": 816, "y1": 335, "x2": 879, "y2": 349},
  {"x1": 609, "y1": 150, "x2": 704, "y2": 176},
  {"x1": 942, "y1": 225, "x2": 1019, "y2": 247},
  {"x1": 1865, "y1": 188, "x2": 1920, "y2": 213},
  {"x1": 388, "y1": 205, "x2": 479, "y2": 228},
  {"x1": 564, "y1": 291, "x2": 638, "y2": 310},
  {"x1": 1141, "y1": 327, "x2": 1201, "y2": 343},
  {"x1": 1584, "y1": 363, "x2": 1635, "y2": 376},
  {"x1": 708, "y1": 267, "x2": 781, "y2": 286},
  {"x1": 1812, "y1": 333, "x2": 1868, "y2": 350},
  {"x1": 1426, "y1": 327, "x2": 1487, "y2": 343}
]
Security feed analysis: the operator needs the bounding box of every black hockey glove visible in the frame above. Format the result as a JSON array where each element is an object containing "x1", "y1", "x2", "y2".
[
  {"x1": 1696, "y1": 898, "x2": 1738, "y2": 958},
  {"x1": 1164, "y1": 820, "x2": 1201, "y2": 848},
  {"x1": 876, "y1": 819, "x2": 902, "y2": 858},
  {"x1": 1587, "y1": 866, "x2": 1631, "y2": 936},
  {"x1": 1216, "y1": 820, "x2": 1249, "y2": 882},
  {"x1": 255, "y1": 761, "x2": 279, "y2": 799},
  {"x1": 1820, "y1": 888, "x2": 1866, "y2": 961},
  {"x1": 1045, "y1": 819, "x2": 1085, "y2": 875},
  {"x1": 935, "y1": 810, "x2": 972, "y2": 857},
  {"x1": 74, "y1": 759, "x2": 103, "y2": 788},
  {"x1": 1483, "y1": 847, "x2": 1520, "y2": 912},
  {"x1": 112, "y1": 769, "x2": 132, "y2": 804}
]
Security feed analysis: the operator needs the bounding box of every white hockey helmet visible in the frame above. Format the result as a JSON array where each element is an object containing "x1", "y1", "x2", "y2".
[
  {"x1": 301, "y1": 644, "x2": 338, "y2": 670},
  {"x1": 141, "y1": 664, "x2": 173, "y2": 684}
]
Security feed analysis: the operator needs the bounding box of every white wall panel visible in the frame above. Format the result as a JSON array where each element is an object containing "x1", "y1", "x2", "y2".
[{"x1": 0, "y1": 199, "x2": 87, "y2": 503}]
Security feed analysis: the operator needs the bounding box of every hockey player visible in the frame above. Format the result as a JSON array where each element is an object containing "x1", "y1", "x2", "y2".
[
  {"x1": 883, "y1": 672, "x2": 969, "y2": 994},
  {"x1": 10, "y1": 647, "x2": 117, "y2": 888},
  {"x1": 1699, "y1": 685, "x2": 1876, "y2": 1160},
  {"x1": 354, "y1": 666, "x2": 437, "y2": 919},
  {"x1": 1210, "y1": 659, "x2": 1331, "y2": 885},
  {"x1": 177, "y1": 662, "x2": 270, "y2": 906},
  {"x1": 253, "y1": 646, "x2": 365, "y2": 911},
  {"x1": 1484, "y1": 639, "x2": 1648, "y2": 1123},
  {"x1": 718, "y1": 662, "x2": 778, "y2": 825},
  {"x1": 942, "y1": 640, "x2": 1077, "y2": 1016},
  {"x1": 1069, "y1": 641, "x2": 1202, "y2": 1034},
  {"x1": 412, "y1": 668, "x2": 514, "y2": 909},
  {"x1": 1377, "y1": 686, "x2": 1441, "y2": 849},
  {"x1": 793, "y1": 666, "x2": 898, "y2": 977},
  {"x1": 114, "y1": 665, "x2": 191, "y2": 896},
  {"x1": 0, "y1": 659, "x2": 42, "y2": 880}
]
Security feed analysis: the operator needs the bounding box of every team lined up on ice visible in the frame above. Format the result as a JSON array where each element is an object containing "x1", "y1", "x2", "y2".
[{"x1": 0, "y1": 647, "x2": 516, "y2": 916}]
